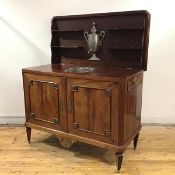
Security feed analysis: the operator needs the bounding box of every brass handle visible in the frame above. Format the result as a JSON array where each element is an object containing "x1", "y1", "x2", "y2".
[
  {"x1": 133, "y1": 77, "x2": 138, "y2": 86},
  {"x1": 59, "y1": 99, "x2": 64, "y2": 112},
  {"x1": 68, "y1": 99, "x2": 73, "y2": 113}
]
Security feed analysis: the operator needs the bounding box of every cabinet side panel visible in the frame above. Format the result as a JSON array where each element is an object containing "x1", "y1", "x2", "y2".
[
  {"x1": 22, "y1": 73, "x2": 31, "y2": 123},
  {"x1": 124, "y1": 73, "x2": 143, "y2": 143}
]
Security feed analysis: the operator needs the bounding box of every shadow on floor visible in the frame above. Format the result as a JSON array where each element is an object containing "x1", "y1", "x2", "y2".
[{"x1": 41, "y1": 135, "x2": 116, "y2": 165}]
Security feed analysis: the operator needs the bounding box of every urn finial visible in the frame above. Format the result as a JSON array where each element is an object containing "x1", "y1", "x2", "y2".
[{"x1": 91, "y1": 22, "x2": 97, "y2": 34}]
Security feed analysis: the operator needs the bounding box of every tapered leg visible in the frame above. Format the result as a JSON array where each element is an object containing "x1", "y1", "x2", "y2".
[
  {"x1": 26, "y1": 127, "x2": 31, "y2": 143},
  {"x1": 133, "y1": 133, "x2": 139, "y2": 150},
  {"x1": 115, "y1": 152, "x2": 123, "y2": 173}
]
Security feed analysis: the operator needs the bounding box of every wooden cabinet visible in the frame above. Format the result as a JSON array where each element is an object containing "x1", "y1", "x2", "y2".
[
  {"x1": 22, "y1": 10, "x2": 150, "y2": 172},
  {"x1": 23, "y1": 70, "x2": 143, "y2": 171}
]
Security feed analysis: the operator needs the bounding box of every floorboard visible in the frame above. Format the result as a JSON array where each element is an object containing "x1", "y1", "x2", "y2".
[{"x1": 0, "y1": 126, "x2": 175, "y2": 175}]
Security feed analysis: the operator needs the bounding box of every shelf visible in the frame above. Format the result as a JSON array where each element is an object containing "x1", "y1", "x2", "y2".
[
  {"x1": 52, "y1": 27, "x2": 143, "y2": 33},
  {"x1": 51, "y1": 45, "x2": 83, "y2": 49},
  {"x1": 107, "y1": 27, "x2": 143, "y2": 31},
  {"x1": 108, "y1": 46, "x2": 141, "y2": 50},
  {"x1": 52, "y1": 29, "x2": 84, "y2": 32}
]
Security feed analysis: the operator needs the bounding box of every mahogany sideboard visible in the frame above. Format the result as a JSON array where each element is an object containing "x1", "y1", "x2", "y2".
[{"x1": 22, "y1": 10, "x2": 150, "y2": 172}]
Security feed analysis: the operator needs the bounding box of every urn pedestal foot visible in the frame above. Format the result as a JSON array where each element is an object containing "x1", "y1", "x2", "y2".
[{"x1": 88, "y1": 54, "x2": 100, "y2": 61}]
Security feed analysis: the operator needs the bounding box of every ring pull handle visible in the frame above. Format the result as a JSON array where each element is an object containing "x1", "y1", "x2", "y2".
[{"x1": 133, "y1": 77, "x2": 138, "y2": 86}]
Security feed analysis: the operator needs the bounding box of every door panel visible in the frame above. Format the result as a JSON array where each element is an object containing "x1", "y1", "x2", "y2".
[
  {"x1": 67, "y1": 79, "x2": 119, "y2": 144},
  {"x1": 30, "y1": 80, "x2": 59, "y2": 123},
  {"x1": 23, "y1": 73, "x2": 66, "y2": 131}
]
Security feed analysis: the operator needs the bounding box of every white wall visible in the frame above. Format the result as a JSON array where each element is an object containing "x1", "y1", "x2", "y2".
[{"x1": 0, "y1": 0, "x2": 175, "y2": 124}]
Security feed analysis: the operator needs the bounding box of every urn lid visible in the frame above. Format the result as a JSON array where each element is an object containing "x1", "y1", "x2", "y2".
[
  {"x1": 91, "y1": 22, "x2": 97, "y2": 34},
  {"x1": 51, "y1": 10, "x2": 150, "y2": 71}
]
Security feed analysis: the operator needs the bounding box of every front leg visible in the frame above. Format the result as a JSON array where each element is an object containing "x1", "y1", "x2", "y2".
[
  {"x1": 115, "y1": 152, "x2": 123, "y2": 173},
  {"x1": 26, "y1": 127, "x2": 31, "y2": 143},
  {"x1": 133, "y1": 133, "x2": 139, "y2": 150}
]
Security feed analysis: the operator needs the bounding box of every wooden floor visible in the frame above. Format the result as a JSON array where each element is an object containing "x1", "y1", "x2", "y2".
[{"x1": 0, "y1": 126, "x2": 175, "y2": 175}]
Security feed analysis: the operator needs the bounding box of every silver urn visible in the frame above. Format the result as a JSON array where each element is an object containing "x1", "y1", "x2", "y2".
[{"x1": 84, "y1": 22, "x2": 105, "y2": 60}]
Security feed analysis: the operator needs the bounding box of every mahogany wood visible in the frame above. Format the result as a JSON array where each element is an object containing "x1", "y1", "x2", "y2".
[{"x1": 22, "y1": 10, "x2": 150, "y2": 172}]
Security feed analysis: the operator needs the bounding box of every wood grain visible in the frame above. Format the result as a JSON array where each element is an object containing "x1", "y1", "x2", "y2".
[{"x1": 0, "y1": 126, "x2": 174, "y2": 175}]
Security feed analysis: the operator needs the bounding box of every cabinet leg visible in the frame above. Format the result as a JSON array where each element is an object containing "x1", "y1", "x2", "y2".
[
  {"x1": 115, "y1": 152, "x2": 123, "y2": 173},
  {"x1": 26, "y1": 127, "x2": 31, "y2": 143},
  {"x1": 133, "y1": 133, "x2": 139, "y2": 150}
]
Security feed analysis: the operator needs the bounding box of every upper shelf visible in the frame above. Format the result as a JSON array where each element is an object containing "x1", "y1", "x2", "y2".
[
  {"x1": 51, "y1": 45, "x2": 83, "y2": 49},
  {"x1": 106, "y1": 27, "x2": 144, "y2": 31},
  {"x1": 51, "y1": 10, "x2": 150, "y2": 70},
  {"x1": 51, "y1": 27, "x2": 144, "y2": 32},
  {"x1": 52, "y1": 29, "x2": 84, "y2": 32},
  {"x1": 108, "y1": 46, "x2": 142, "y2": 50}
]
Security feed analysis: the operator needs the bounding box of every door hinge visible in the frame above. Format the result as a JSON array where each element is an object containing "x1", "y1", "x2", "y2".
[
  {"x1": 53, "y1": 83, "x2": 59, "y2": 89},
  {"x1": 30, "y1": 113, "x2": 35, "y2": 117},
  {"x1": 72, "y1": 85, "x2": 79, "y2": 92},
  {"x1": 73, "y1": 122, "x2": 79, "y2": 129},
  {"x1": 105, "y1": 130, "x2": 111, "y2": 137},
  {"x1": 54, "y1": 117, "x2": 59, "y2": 125},
  {"x1": 28, "y1": 80, "x2": 33, "y2": 86},
  {"x1": 105, "y1": 89, "x2": 112, "y2": 96}
]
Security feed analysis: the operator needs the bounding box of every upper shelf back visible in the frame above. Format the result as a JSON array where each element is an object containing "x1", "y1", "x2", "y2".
[{"x1": 51, "y1": 10, "x2": 150, "y2": 70}]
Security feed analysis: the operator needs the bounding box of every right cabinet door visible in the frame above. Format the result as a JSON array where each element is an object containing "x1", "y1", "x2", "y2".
[{"x1": 67, "y1": 79, "x2": 119, "y2": 144}]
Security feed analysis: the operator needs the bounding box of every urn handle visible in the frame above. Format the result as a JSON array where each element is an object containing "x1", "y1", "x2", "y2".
[
  {"x1": 99, "y1": 31, "x2": 105, "y2": 45},
  {"x1": 84, "y1": 31, "x2": 89, "y2": 42}
]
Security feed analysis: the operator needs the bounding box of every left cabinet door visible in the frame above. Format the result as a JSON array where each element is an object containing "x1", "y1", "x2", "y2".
[{"x1": 23, "y1": 73, "x2": 67, "y2": 131}]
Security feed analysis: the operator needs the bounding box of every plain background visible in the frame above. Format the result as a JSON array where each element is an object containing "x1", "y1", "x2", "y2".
[{"x1": 0, "y1": 0, "x2": 175, "y2": 124}]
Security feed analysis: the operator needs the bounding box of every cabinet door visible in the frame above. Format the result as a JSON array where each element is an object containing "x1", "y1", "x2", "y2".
[
  {"x1": 23, "y1": 73, "x2": 67, "y2": 131},
  {"x1": 67, "y1": 79, "x2": 119, "y2": 144}
]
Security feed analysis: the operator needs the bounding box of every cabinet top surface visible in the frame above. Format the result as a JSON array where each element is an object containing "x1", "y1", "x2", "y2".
[
  {"x1": 51, "y1": 10, "x2": 150, "y2": 71},
  {"x1": 23, "y1": 64, "x2": 143, "y2": 80}
]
